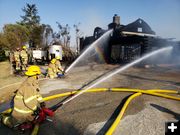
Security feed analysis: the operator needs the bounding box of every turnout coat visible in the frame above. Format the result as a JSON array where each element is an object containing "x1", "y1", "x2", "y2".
[{"x1": 12, "y1": 76, "x2": 43, "y2": 123}]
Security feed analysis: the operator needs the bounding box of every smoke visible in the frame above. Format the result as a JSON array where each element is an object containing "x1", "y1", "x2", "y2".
[
  {"x1": 143, "y1": 44, "x2": 180, "y2": 67},
  {"x1": 146, "y1": 47, "x2": 172, "y2": 64},
  {"x1": 170, "y1": 43, "x2": 180, "y2": 65}
]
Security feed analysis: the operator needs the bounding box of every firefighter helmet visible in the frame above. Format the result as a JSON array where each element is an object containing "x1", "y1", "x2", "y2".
[
  {"x1": 25, "y1": 65, "x2": 41, "y2": 76},
  {"x1": 56, "y1": 56, "x2": 61, "y2": 60},
  {"x1": 51, "y1": 58, "x2": 56, "y2": 64},
  {"x1": 22, "y1": 46, "x2": 27, "y2": 49}
]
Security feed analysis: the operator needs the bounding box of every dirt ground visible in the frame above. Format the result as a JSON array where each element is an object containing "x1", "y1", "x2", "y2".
[{"x1": 0, "y1": 61, "x2": 180, "y2": 135}]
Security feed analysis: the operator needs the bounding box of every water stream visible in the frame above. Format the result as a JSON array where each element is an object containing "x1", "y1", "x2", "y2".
[
  {"x1": 65, "y1": 29, "x2": 113, "y2": 73},
  {"x1": 62, "y1": 46, "x2": 173, "y2": 105}
]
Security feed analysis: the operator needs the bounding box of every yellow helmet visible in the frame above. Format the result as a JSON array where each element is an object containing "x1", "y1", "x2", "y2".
[
  {"x1": 56, "y1": 56, "x2": 61, "y2": 60},
  {"x1": 22, "y1": 46, "x2": 27, "y2": 49},
  {"x1": 51, "y1": 58, "x2": 56, "y2": 64},
  {"x1": 25, "y1": 65, "x2": 41, "y2": 76}
]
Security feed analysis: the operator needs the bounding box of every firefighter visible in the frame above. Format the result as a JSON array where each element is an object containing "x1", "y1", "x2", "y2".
[
  {"x1": 55, "y1": 56, "x2": 64, "y2": 75},
  {"x1": 20, "y1": 46, "x2": 28, "y2": 70},
  {"x1": 13, "y1": 48, "x2": 21, "y2": 71},
  {"x1": 1, "y1": 65, "x2": 45, "y2": 128},
  {"x1": 47, "y1": 58, "x2": 57, "y2": 79},
  {"x1": 9, "y1": 51, "x2": 16, "y2": 74}
]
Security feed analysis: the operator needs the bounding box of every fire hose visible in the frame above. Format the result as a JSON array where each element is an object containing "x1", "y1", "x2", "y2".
[
  {"x1": 37, "y1": 88, "x2": 180, "y2": 135},
  {"x1": 46, "y1": 88, "x2": 180, "y2": 135},
  {"x1": 1, "y1": 88, "x2": 180, "y2": 135}
]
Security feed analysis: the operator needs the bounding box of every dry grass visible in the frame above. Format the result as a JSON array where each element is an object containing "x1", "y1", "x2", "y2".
[
  {"x1": 0, "y1": 61, "x2": 25, "y2": 103},
  {"x1": 0, "y1": 61, "x2": 25, "y2": 88}
]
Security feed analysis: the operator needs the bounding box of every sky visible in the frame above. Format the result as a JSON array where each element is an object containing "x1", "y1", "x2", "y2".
[{"x1": 0, "y1": 0, "x2": 180, "y2": 46}]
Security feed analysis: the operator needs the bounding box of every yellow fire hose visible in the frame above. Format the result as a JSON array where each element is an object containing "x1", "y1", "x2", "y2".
[
  {"x1": 43, "y1": 88, "x2": 180, "y2": 135},
  {"x1": 42, "y1": 88, "x2": 180, "y2": 102},
  {"x1": 1, "y1": 88, "x2": 180, "y2": 135},
  {"x1": 3, "y1": 88, "x2": 179, "y2": 114},
  {"x1": 31, "y1": 123, "x2": 39, "y2": 135},
  {"x1": 111, "y1": 88, "x2": 180, "y2": 101},
  {"x1": 105, "y1": 92, "x2": 142, "y2": 135}
]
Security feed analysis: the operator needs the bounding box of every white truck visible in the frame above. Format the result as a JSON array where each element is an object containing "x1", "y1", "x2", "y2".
[
  {"x1": 29, "y1": 45, "x2": 63, "y2": 64},
  {"x1": 48, "y1": 45, "x2": 63, "y2": 60},
  {"x1": 32, "y1": 49, "x2": 47, "y2": 64}
]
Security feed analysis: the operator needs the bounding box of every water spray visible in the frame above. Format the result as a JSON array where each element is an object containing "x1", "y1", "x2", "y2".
[
  {"x1": 50, "y1": 46, "x2": 173, "y2": 110},
  {"x1": 65, "y1": 29, "x2": 113, "y2": 73}
]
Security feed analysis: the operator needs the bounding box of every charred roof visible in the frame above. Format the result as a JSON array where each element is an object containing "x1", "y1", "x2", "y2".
[{"x1": 121, "y1": 18, "x2": 155, "y2": 35}]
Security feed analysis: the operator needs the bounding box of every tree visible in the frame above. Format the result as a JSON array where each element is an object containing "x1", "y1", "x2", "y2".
[
  {"x1": 31, "y1": 25, "x2": 43, "y2": 48},
  {"x1": 20, "y1": 3, "x2": 40, "y2": 27},
  {"x1": 56, "y1": 22, "x2": 70, "y2": 47},
  {"x1": 1, "y1": 24, "x2": 29, "y2": 49},
  {"x1": 20, "y1": 3, "x2": 41, "y2": 48},
  {"x1": 0, "y1": 33, "x2": 8, "y2": 48},
  {"x1": 74, "y1": 23, "x2": 84, "y2": 54},
  {"x1": 42, "y1": 24, "x2": 53, "y2": 46}
]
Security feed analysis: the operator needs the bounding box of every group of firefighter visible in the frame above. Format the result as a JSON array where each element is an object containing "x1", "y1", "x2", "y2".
[
  {"x1": 12, "y1": 46, "x2": 29, "y2": 71},
  {"x1": 11, "y1": 46, "x2": 64, "y2": 79},
  {"x1": 1, "y1": 56, "x2": 64, "y2": 130}
]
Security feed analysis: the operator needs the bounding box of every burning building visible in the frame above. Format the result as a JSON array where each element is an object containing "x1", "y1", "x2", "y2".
[{"x1": 80, "y1": 14, "x2": 180, "y2": 64}]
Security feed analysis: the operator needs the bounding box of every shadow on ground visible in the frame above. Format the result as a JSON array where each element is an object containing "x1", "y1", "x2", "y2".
[
  {"x1": 96, "y1": 94, "x2": 132, "y2": 135},
  {"x1": 0, "y1": 118, "x2": 80, "y2": 135},
  {"x1": 150, "y1": 103, "x2": 180, "y2": 120}
]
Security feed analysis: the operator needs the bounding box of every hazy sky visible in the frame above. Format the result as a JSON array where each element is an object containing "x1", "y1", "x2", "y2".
[{"x1": 0, "y1": 0, "x2": 180, "y2": 46}]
